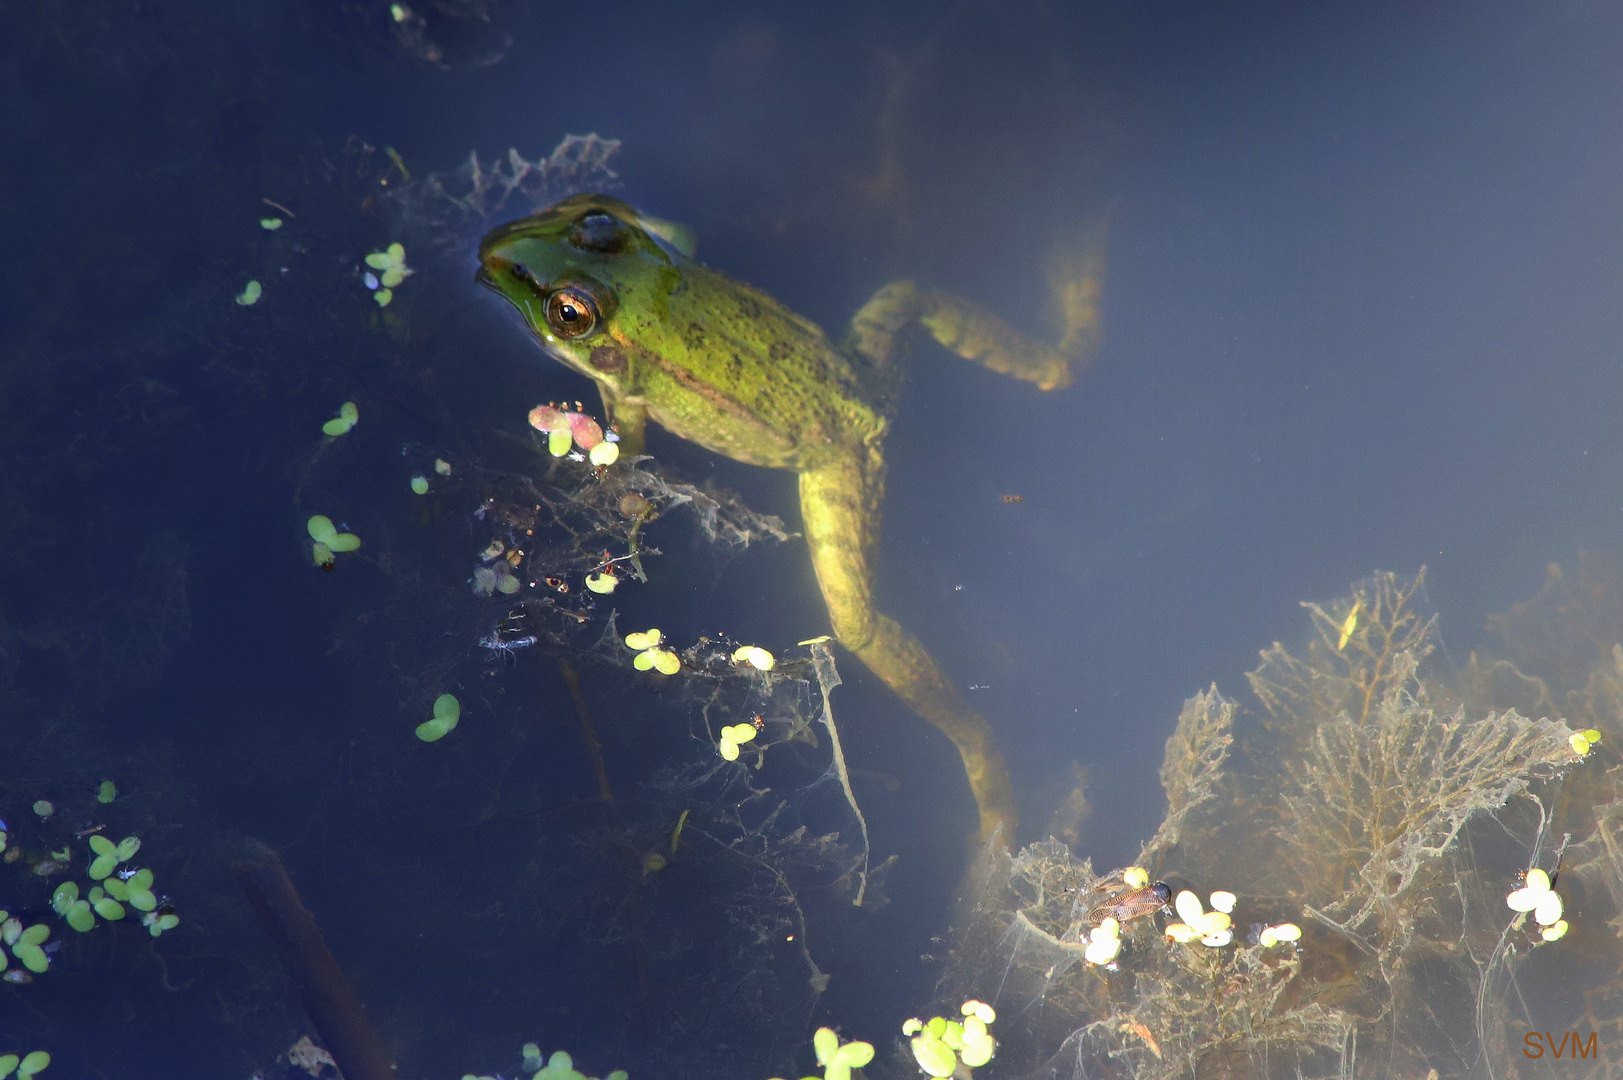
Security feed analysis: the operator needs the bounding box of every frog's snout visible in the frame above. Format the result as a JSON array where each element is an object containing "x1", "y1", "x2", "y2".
[{"x1": 473, "y1": 263, "x2": 496, "y2": 290}]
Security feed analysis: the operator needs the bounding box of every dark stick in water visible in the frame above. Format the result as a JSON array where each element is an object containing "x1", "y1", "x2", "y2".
[{"x1": 238, "y1": 839, "x2": 397, "y2": 1080}]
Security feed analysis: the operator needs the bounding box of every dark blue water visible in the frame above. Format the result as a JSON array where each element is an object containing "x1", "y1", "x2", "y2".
[{"x1": 3, "y1": 2, "x2": 1623, "y2": 1077}]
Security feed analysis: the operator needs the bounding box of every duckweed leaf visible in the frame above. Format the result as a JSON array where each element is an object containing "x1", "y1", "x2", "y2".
[
  {"x1": 567, "y1": 413, "x2": 603, "y2": 450},
  {"x1": 364, "y1": 252, "x2": 392, "y2": 271},
  {"x1": 416, "y1": 718, "x2": 452, "y2": 742},
  {"x1": 374, "y1": 287, "x2": 393, "y2": 307},
  {"x1": 312, "y1": 542, "x2": 335, "y2": 568},
  {"x1": 96, "y1": 779, "x2": 117, "y2": 804},
  {"x1": 115, "y1": 836, "x2": 140, "y2": 861},
  {"x1": 433, "y1": 694, "x2": 461, "y2": 724},
  {"x1": 260, "y1": 217, "x2": 283, "y2": 230},
  {"x1": 307, "y1": 516, "x2": 338, "y2": 543},
  {"x1": 236, "y1": 280, "x2": 262, "y2": 306},
  {"x1": 548, "y1": 427, "x2": 573, "y2": 457},
  {"x1": 588, "y1": 441, "x2": 619, "y2": 466},
  {"x1": 327, "y1": 532, "x2": 361, "y2": 553},
  {"x1": 17, "y1": 1052, "x2": 48, "y2": 1079},
  {"x1": 411, "y1": 476, "x2": 429, "y2": 495}
]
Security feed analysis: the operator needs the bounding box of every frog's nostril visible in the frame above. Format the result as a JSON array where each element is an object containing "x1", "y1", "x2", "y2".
[{"x1": 511, "y1": 262, "x2": 532, "y2": 281}]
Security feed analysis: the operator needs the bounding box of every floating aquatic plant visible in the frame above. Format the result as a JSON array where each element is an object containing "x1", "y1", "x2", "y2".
[
  {"x1": 322, "y1": 401, "x2": 359, "y2": 437},
  {"x1": 4, "y1": 920, "x2": 50, "y2": 973},
  {"x1": 87, "y1": 835, "x2": 139, "y2": 880},
  {"x1": 717, "y1": 723, "x2": 757, "y2": 761},
  {"x1": 903, "y1": 1001, "x2": 997, "y2": 1078},
  {"x1": 0, "y1": 1050, "x2": 50, "y2": 1079},
  {"x1": 528, "y1": 405, "x2": 620, "y2": 464},
  {"x1": 732, "y1": 645, "x2": 775, "y2": 671},
  {"x1": 307, "y1": 515, "x2": 361, "y2": 567},
  {"x1": 625, "y1": 629, "x2": 680, "y2": 675},
  {"x1": 235, "y1": 279, "x2": 262, "y2": 305},
  {"x1": 410, "y1": 475, "x2": 429, "y2": 495},
  {"x1": 416, "y1": 693, "x2": 461, "y2": 742}
]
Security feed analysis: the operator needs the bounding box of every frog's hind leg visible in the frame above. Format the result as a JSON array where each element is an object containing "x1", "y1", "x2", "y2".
[
  {"x1": 799, "y1": 450, "x2": 1017, "y2": 843},
  {"x1": 848, "y1": 271, "x2": 1100, "y2": 393}
]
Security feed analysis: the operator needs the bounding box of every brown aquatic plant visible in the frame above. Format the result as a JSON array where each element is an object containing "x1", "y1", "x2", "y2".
[{"x1": 932, "y1": 569, "x2": 1603, "y2": 1080}]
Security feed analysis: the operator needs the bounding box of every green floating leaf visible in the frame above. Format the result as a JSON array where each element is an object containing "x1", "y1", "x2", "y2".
[
  {"x1": 813, "y1": 1028, "x2": 839, "y2": 1066},
  {"x1": 307, "y1": 515, "x2": 338, "y2": 543},
  {"x1": 51, "y1": 882, "x2": 78, "y2": 914},
  {"x1": 260, "y1": 217, "x2": 283, "y2": 230},
  {"x1": 374, "y1": 287, "x2": 393, "y2": 307},
  {"x1": 433, "y1": 693, "x2": 461, "y2": 724},
  {"x1": 96, "y1": 779, "x2": 117, "y2": 804},
  {"x1": 89, "y1": 854, "x2": 117, "y2": 880},
  {"x1": 327, "y1": 532, "x2": 361, "y2": 553},
  {"x1": 415, "y1": 718, "x2": 452, "y2": 742},
  {"x1": 32, "y1": 800, "x2": 52, "y2": 818},
  {"x1": 380, "y1": 266, "x2": 405, "y2": 289},
  {"x1": 88, "y1": 835, "x2": 115, "y2": 856},
  {"x1": 17, "y1": 1051, "x2": 48, "y2": 1079},
  {"x1": 236, "y1": 280, "x2": 262, "y2": 306},
  {"x1": 548, "y1": 427, "x2": 573, "y2": 457},
  {"x1": 115, "y1": 836, "x2": 141, "y2": 861},
  {"x1": 66, "y1": 901, "x2": 96, "y2": 933},
  {"x1": 364, "y1": 251, "x2": 392, "y2": 271},
  {"x1": 312, "y1": 542, "x2": 335, "y2": 567},
  {"x1": 410, "y1": 476, "x2": 429, "y2": 495},
  {"x1": 0, "y1": 1055, "x2": 15, "y2": 1079},
  {"x1": 322, "y1": 417, "x2": 352, "y2": 437},
  {"x1": 14, "y1": 944, "x2": 48, "y2": 974},
  {"x1": 93, "y1": 897, "x2": 126, "y2": 921}
]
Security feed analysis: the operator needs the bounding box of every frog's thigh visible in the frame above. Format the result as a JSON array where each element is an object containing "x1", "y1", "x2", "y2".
[{"x1": 798, "y1": 455, "x2": 1017, "y2": 842}]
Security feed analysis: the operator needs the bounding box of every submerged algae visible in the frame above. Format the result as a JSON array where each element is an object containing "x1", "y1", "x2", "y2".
[{"x1": 936, "y1": 569, "x2": 1614, "y2": 1080}]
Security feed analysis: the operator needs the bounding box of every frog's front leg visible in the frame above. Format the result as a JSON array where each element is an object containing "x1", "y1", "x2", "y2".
[
  {"x1": 848, "y1": 277, "x2": 1100, "y2": 393},
  {"x1": 799, "y1": 448, "x2": 1017, "y2": 842},
  {"x1": 596, "y1": 385, "x2": 647, "y2": 456}
]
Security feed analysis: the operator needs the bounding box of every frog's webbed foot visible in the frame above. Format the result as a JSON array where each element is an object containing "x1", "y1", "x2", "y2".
[
  {"x1": 799, "y1": 451, "x2": 1017, "y2": 843},
  {"x1": 847, "y1": 269, "x2": 1102, "y2": 393}
]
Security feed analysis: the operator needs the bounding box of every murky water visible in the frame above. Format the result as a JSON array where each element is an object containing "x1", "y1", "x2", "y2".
[{"x1": 4, "y1": 3, "x2": 1623, "y2": 1078}]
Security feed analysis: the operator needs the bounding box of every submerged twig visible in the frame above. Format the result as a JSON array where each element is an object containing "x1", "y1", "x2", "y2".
[{"x1": 810, "y1": 641, "x2": 870, "y2": 907}]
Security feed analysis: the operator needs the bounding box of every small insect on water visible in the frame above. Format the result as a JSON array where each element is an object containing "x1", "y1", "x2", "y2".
[{"x1": 1083, "y1": 869, "x2": 1174, "y2": 928}]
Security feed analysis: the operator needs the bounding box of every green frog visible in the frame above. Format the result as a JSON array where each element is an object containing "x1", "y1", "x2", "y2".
[{"x1": 477, "y1": 193, "x2": 1100, "y2": 841}]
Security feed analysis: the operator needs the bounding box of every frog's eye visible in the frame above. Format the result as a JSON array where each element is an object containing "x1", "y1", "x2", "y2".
[
  {"x1": 546, "y1": 286, "x2": 602, "y2": 339},
  {"x1": 570, "y1": 211, "x2": 628, "y2": 254}
]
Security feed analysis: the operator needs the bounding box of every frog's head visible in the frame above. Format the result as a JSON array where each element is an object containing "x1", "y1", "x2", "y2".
[{"x1": 477, "y1": 194, "x2": 678, "y2": 392}]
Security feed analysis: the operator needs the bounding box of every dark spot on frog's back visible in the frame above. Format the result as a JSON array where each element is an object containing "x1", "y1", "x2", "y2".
[
  {"x1": 769, "y1": 341, "x2": 792, "y2": 361},
  {"x1": 589, "y1": 344, "x2": 628, "y2": 374}
]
